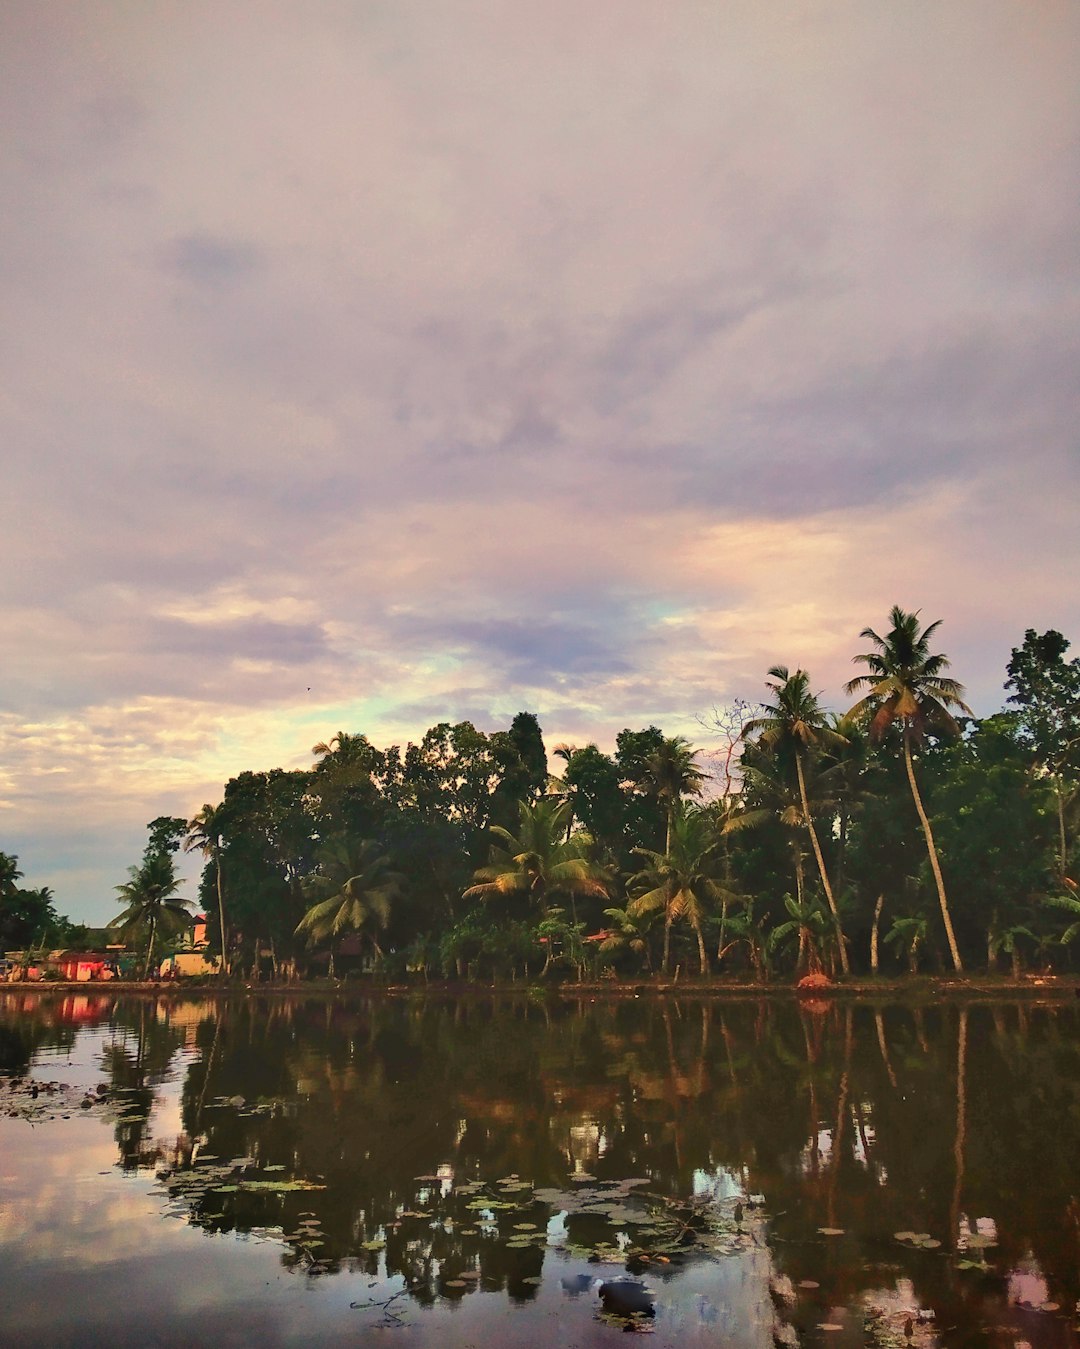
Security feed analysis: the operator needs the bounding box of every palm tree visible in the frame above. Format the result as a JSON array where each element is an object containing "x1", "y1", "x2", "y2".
[
  {"x1": 883, "y1": 915, "x2": 929, "y2": 973},
  {"x1": 1047, "y1": 893, "x2": 1080, "y2": 946},
  {"x1": 628, "y1": 805, "x2": 733, "y2": 976},
  {"x1": 296, "y1": 837, "x2": 403, "y2": 976},
  {"x1": 110, "y1": 853, "x2": 195, "y2": 979},
  {"x1": 743, "y1": 668, "x2": 849, "y2": 973},
  {"x1": 641, "y1": 735, "x2": 707, "y2": 852},
  {"x1": 769, "y1": 894, "x2": 830, "y2": 975},
  {"x1": 846, "y1": 606, "x2": 972, "y2": 973},
  {"x1": 184, "y1": 803, "x2": 230, "y2": 976},
  {"x1": 462, "y1": 797, "x2": 610, "y2": 924},
  {"x1": 598, "y1": 905, "x2": 658, "y2": 973}
]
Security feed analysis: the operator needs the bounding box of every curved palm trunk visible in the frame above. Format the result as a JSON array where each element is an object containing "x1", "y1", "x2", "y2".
[
  {"x1": 870, "y1": 894, "x2": 883, "y2": 974},
  {"x1": 795, "y1": 751, "x2": 849, "y2": 974},
  {"x1": 691, "y1": 914, "x2": 709, "y2": 976},
  {"x1": 903, "y1": 727, "x2": 963, "y2": 972},
  {"x1": 214, "y1": 850, "x2": 229, "y2": 977}
]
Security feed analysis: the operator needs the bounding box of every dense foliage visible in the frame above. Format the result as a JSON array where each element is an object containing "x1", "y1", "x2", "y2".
[{"x1": 6, "y1": 615, "x2": 1080, "y2": 980}]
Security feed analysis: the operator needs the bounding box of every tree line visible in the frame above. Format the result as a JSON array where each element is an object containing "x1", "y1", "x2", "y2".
[{"x1": 4, "y1": 608, "x2": 1079, "y2": 981}]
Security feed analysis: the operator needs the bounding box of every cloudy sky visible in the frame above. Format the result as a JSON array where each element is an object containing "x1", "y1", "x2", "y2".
[{"x1": 2, "y1": 1, "x2": 1078, "y2": 924}]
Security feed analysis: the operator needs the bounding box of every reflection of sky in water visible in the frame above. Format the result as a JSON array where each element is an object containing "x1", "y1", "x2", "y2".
[
  {"x1": 3, "y1": 997, "x2": 1080, "y2": 1348},
  {"x1": 1, "y1": 1013, "x2": 778, "y2": 1347}
]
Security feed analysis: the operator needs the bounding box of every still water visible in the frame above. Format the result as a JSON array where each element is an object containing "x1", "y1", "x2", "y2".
[{"x1": 1, "y1": 991, "x2": 1078, "y2": 1348}]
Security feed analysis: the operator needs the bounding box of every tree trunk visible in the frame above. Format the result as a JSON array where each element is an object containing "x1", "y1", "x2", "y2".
[
  {"x1": 215, "y1": 851, "x2": 230, "y2": 977},
  {"x1": 1055, "y1": 778, "x2": 1068, "y2": 876},
  {"x1": 143, "y1": 913, "x2": 158, "y2": 980},
  {"x1": 661, "y1": 910, "x2": 672, "y2": 976},
  {"x1": 870, "y1": 894, "x2": 883, "y2": 974},
  {"x1": 796, "y1": 751, "x2": 849, "y2": 974},
  {"x1": 716, "y1": 897, "x2": 729, "y2": 964},
  {"x1": 903, "y1": 727, "x2": 964, "y2": 972},
  {"x1": 692, "y1": 914, "x2": 709, "y2": 976}
]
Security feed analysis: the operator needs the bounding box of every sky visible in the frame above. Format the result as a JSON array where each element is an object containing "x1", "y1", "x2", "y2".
[{"x1": 2, "y1": 1, "x2": 1079, "y2": 926}]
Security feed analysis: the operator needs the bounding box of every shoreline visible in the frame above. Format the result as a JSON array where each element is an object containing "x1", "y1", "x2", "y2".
[{"x1": 3, "y1": 973, "x2": 1078, "y2": 1002}]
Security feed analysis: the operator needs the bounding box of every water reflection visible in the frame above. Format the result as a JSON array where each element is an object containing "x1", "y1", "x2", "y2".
[{"x1": 2, "y1": 992, "x2": 1079, "y2": 1347}]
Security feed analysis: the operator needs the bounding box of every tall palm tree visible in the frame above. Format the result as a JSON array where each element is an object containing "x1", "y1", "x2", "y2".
[
  {"x1": 628, "y1": 805, "x2": 732, "y2": 976},
  {"x1": 184, "y1": 803, "x2": 230, "y2": 976},
  {"x1": 110, "y1": 853, "x2": 195, "y2": 979},
  {"x1": 462, "y1": 797, "x2": 610, "y2": 924},
  {"x1": 641, "y1": 735, "x2": 707, "y2": 852},
  {"x1": 296, "y1": 837, "x2": 402, "y2": 976},
  {"x1": 845, "y1": 606, "x2": 972, "y2": 972},
  {"x1": 743, "y1": 668, "x2": 849, "y2": 973}
]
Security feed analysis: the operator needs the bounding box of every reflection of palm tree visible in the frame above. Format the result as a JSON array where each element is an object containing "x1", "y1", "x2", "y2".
[
  {"x1": 463, "y1": 798, "x2": 609, "y2": 924},
  {"x1": 846, "y1": 607, "x2": 971, "y2": 972},
  {"x1": 297, "y1": 837, "x2": 402, "y2": 975},
  {"x1": 184, "y1": 803, "x2": 229, "y2": 976},
  {"x1": 743, "y1": 668, "x2": 849, "y2": 973},
  {"x1": 110, "y1": 853, "x2": 194, "y2": 978}
]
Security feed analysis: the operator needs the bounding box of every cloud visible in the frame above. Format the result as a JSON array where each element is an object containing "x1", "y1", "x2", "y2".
[{"x1": 1, "y1": 0, "x2": 1078, "y2": 920}]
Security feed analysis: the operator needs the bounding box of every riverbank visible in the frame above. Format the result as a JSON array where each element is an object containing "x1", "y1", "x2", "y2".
[{"x1": 4, "y1": 972, "x2": 1078, "y2": 1001}]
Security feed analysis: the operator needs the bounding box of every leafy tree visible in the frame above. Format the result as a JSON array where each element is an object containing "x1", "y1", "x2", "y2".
[
  {"x1": 296, "y1": 837, "x2": 403, "y2": 975},
  {"x1": 615, "y1": 726, "x2": 669, "y2": 852},
  {"x1": 554, "y1": 743, "x2": 627, "y2": 854},
  {"x1": 846, "y1": 606, "x2": 972, "y2": 972},
  {"x1": 743, "y1": 667, "x2": 849, "y2": 973},
  {"x1": 145, "y1": 816, "x2": 189, "y2": 858},
  {"x1": 1005, "y1": 629, "x2": 1080, "y2": 877},
  {"x1": 184, "y1": 803, "x2": 230, "y2": 976},
  {"x1": 0, "y1": 854, "x2": 69, "y2": 950},
  {"x1": 110, "y1": 852, "x2": 195, "y2": 978},
  {"x1": 396, "y1": 721, "x2": 502, "y2": 834},
  {"x1": 308, "y1": 732, "x2": 386, "y2": 838},
  {"x1": 218, "y1": 770, "x2": 317, "y2": 961},
  {"x1": 489, "y1": 712, "x2": 549, "y2": 827},
  {"x1": 923, "y1": 716, "x2": 1057, "y2": 964}
]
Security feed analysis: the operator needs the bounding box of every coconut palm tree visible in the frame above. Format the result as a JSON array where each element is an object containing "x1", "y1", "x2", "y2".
[
  {"x1": 184, "y1": 803, "x2": 230, "y2": 976},
  {"x1": 742, "y1": 668, "x2": 850, "y2": 973},
  {"x1": 462, "y1": 797, "x2": 611, "y2": 924},
  {"x1": 598, "y1": 905, "x2": 659, "y2": 973},
  {"x1": 296, "y1": 836, "x2": 403, "y2": 976},
  {"x1": 110, "y1": 852, "x2": 195, "y2": 979},
  {"x1": 628, "y1": 805, "x2": 733, "y2": 976},
  {"x1": 641, "y1": 735, "x2": 707, "y2": 852},
  {"x1": 846, "y1": 606, "x2": 972, "y2": 972}
]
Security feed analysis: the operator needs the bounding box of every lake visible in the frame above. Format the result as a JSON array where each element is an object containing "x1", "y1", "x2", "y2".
[{"x1": 1, "y1": 990, "x2": 1078, "y2": 1347}]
